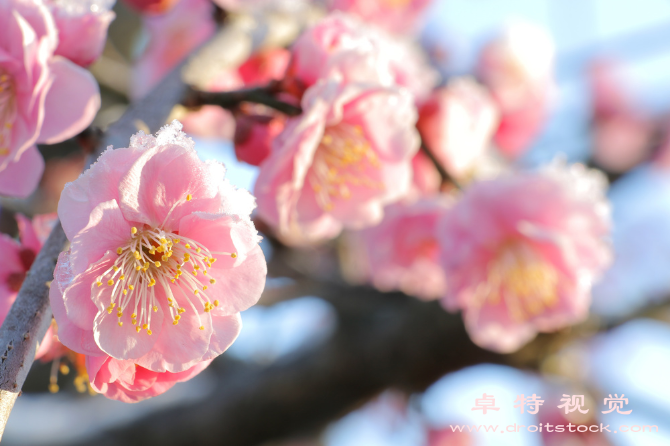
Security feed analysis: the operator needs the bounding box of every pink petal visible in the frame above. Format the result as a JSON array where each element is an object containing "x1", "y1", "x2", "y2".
[
  {"x1": 69, "y1": 200, "x2": 133, "y2": 276},
  {"x1": 93, "y1": 288, "x2": 164, "y2": 360},
  {"x1": 0, "y1": 145, "x2": 44, "y2": 198},
  {"x1": 118, "y1": 144, "x2": 226, "y2": 229},
  {"x1": 16, "y1": 214, "x2": 41, "y2": 253},
  {"x1": 37, "y1": 56, "x2": 100, "y2": 144},
  {"x1": 200, "y1": 314, "x2": 241, "y2": 361},
  {"x1": 58, "y1": 146, "x2": 143, "y2": 240}
]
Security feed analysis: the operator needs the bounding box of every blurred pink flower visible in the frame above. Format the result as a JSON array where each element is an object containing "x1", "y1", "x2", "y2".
[
  {"x1": 327, "y1": 0, "x2": 433, "y2": 35},
  {"x1": 589, "y1": 60, "x2": 654, "y2": 173},
  {"x1": 0, "y1": 0, "x2": 100, "y2": 197},
  {"x1": 287, "y1": 12, "x2": 438, "y2": 103},
  {"x1": 438, "y1": 163, "x2": 612, "y2": 353},
  {"x1": 50, "y1": 121, "x2": 266, "y2": 400},
  {"x1": 131, "y1": 0, "x2": 215, "y2": 99},
  {"x1": 255, "y1": 78, "x2": 420, "y2": 244},
  {"x1": 86, "y1": 354, "x2": 212, "y2": 403},
  {"x1": 46, "y1": 0, "x2": 115, "y2": 67},
  {"x1": 477, "y1": 22, "x2": 555, "y2": 159},
  {"x1": 428, "y1": 428, "x2": 472, "y2": 446},
  {"x1": 410, "y1": 152, "x2": 441, "y2": 197},
  {"x1": 0, "y1": 214, "x2": 57, "y2": 360},
  {"x1": 353, "y1": 198, "x2": 451, "y2": 300},
  {"x1": 418, "y1": 77, "x2": 499, "y2": 179},
  {"x1": 238, "y1": 48, "x2": 291, "y2": 87},
  {"x1": 234, "y1": 111, "x2": 285, "y2": 166},
  {"x1": 121, "y1": 0, "x2": 180, "y2": 14}
]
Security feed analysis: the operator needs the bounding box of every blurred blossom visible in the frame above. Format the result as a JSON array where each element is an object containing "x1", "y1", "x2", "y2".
[
  {"x1": 591, "y1": 165, "x2": 670, "y2": 319},
  {"x1": 324, "y1": 391, "x2": 426, "y2": 446},
  {"x1": 255, "y1": 78, "x2": 420, "y2": 245},
  {"x1": 477, "y1": 21, "x2": 555, "y2": 159},
  {"x1": 121, "y1": 0, "x2": 180, "y2": 14},
  {"x1": 348, "y1": 197, "x2": 452, "y2": 300},
  {"x1": 51, "y1": 121, "x2": 266, "y2": 402},
  {"x1": 213, "y1": 0, "x2": 310, "y2": 14},
  {"x1": 227, "y1": 296, "x2": 336, "y2": 363},
  {"x1": 287, "y1": 12, "x2": 439, "y2": 103},
  {"x1": 438, "y1": 162, "x2": 612, "y2": 353},
  {"x1": 46, "y1": 0, "x2": 116, "y2": 67},
  {"x1": 234, "y1": 111, "x2": 285, "y2": 166},
  {"x1": 427, "y1": 428, "x2": 472, "y2": 446},
  {"x1": 410, "y1": 152, "x2": 441, "y2": 197},
  {"x1": 327, "y1": 0, "x2": 433, "y2": 35},
  {"x1": 590, "y1": 60, "x2": 655, "y2": 173},
  {"x1": 131, "y1": 0, "x2": 215, "y2": 99},
  {"x1": 0, "y1": 0, "x2": 100, "y2": 197},
  {"x1": 539, "y1": 391, "x2": 612, "y2": 446},
  {"x1": 417, "y1": 77, "x2": 499, "y2": 180}
]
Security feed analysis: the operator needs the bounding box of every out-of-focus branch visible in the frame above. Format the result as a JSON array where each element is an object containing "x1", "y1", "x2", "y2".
[
  {"x1": 420, "y1": 142, "x2": 463, "y2": 190},
  {"x1": 183, "y1": 84, "x2": 303, "y2": 117}
]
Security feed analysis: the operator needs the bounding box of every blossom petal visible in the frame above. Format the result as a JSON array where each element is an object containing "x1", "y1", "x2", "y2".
[{"x1": 0, "y1": 145, "x2": 44, "y2": 198}]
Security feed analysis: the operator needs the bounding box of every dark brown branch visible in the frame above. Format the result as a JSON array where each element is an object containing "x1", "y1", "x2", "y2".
[{"x1": 183, "y1": 85, "x2": 303, "y2": 117}]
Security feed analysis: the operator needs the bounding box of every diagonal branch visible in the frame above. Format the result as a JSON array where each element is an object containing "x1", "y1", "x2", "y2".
[{"x1": 183, "y1": 84, "x2": 303, "y2": 117}]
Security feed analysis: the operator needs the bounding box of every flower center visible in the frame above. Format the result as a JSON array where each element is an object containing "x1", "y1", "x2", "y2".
[
  {"x1": 476, "y1": 243, "x2": 558, "y2": 322},
  {"x1": 308, "y1": 124, "x2": 383, "y2": 211},
  {"x1": 0, "y1": 72, "x2": 16, "y2": 157},
  {"x1": 95, "y1": 196, "x2": 237, "y2": 335}
]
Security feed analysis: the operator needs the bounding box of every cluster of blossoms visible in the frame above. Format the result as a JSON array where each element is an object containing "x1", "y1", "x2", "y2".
[
  {"x1": 49, "y1": 121, "x2": 266, "y2": 402},
  {"x1": 0, "y1": 0, "x2": 109, "y2": 198}
]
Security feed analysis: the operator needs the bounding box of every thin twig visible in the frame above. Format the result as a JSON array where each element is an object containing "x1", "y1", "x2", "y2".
[
  {"x1": 420, "y1": 141, "x2": 463, "y2": 190},
  {"x1": 183, "y1": 85, "x2": 303, "y2": 117}
]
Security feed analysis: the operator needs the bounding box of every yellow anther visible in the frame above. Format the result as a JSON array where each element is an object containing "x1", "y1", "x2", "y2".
[
  {"x1": 185, "y1": 244, "x2": 191, "y2": 249},
  {"x1": 194, "y1": 289, "x2": 199, "y2": 294},
  {"x1": 132, "y1": 319, "x2": 137, "y2": 325},
  {"x1": 199, "y1": 326, "x2": 204, "y2": 330},
  {"x1": 112, "y1": 266, "x2": 119, "y2": 272},
  {"x1": 194, "y1": 265, "x2": 200, "y2": 270},
  {"x1": 155, "y1": 261, "x2": 161, "y2": 267},
  {"x1": 171, "y1": 279, "x2": 175, "y2": 283},
  {"x1": 149, "y1": 248, "x2": 156, "y2": 255},
  {"x1": 111, "y1": 303, "x2": 116, "y2": 307},
  {"x1": 178, "y1": 308, "x2": 185, "y2": 313},
  {"x1": 136, "y1": 326, "x2": 141, "y2": 333},
  {"x1": 174, "y1": 239, "x2": 180, "y2": 244},
  {"x1": 211, "y1": 258, "x2": 217, "y2": 263},
  {"x1": 135, "y1": 265, "x2": 141, "y2": 271},
  {"x1": 116, "y1": 247, "x2": 123, "y2": 255},
  {"x1": 162, "y1": 255, "x2": 168, "y2": 262},
  {"x1": 173, "y1": 320, "x2": 179, "y2": 325},
  {"x1": 143, "y1": 262, "x2": 149, "y2": 268},
  {"x1": 157, "y1": 246, "x2": 164, "y2": 253},
  {"x1": 231, "y1": 253, "x2": 237, "y2": 258},
  {"x1": 168, "y1": 297, "x2": 173, "y2": 302},
  {"x1": 129, "y1": 285, "x2": 134, "y2": 290},
  {"x1": 202, "y1": 286, "x2": 208, "y2": 291},
  {"x1": 117, "y1": 312, "x2": 123, "y2": 317},
  {"x1": 175, "y1": 315, "x2": 181, "y2": 321},
  {"x1": 153, "y1": 306, "x2": 158, "y2": 312},
  {"x1": 142, "y1": 324, "x2": 148, "y2": 330},
  {"x1": 49, "y1": 383, "x2": 59, "y2": 393},
  {"x1": 186, "y1": 194, "x2": 192, "y2": 201},
  {"x1": 134, "y1": 251, "x2": 141, "y2": 259},
  {"x1": 59, "y1": 364, "x2": 70, "y2": 375},
  {"x1": 147, "y1": 329, "x2": 152, "y2": 335},
  {"x1": 107, "y1": 279, "x2": 114, "y2": 286},
  {"x1": 203, "y1": 270, "x2": 208, "y2": 275},
  {"x1": 107, "y1": 308, "x2": 113, "y2": 314},
  {"x1": 192, "y1": 271, "x2": 197, "y2": 276},
  {"x1": 149, "y1": 278, "x2": 156, "y2": 287},
  {"x1": 176, "y1": 264, "x2": 181, "y2": 270},
  {"x1": 118, "y1": 322, "x2": 123, "y2": 327},
  {"x1": 120, "y1": 275, "x2": 125, "y2": 280},
  {"x1": 160, "y1": 238, "x2": 167, "y2": 244},
  {"x1": 213, "y1": 300, "x2": 219, "y2": 307},
  {"x1": 131, "y1": 227, "x2": 138, "y2": 235},
  {"x1": 210, "y1": 279, "x2": 216, "y2": 284},
  {"x1": 97, "y1": 281, "x2": 102, "y2": 287},
  {"x1": 196, "y1": 247, "x2": 201, "y2": 253},
  {"x1": 123, "y1": 289, "x2": 128, "y2": 295},
  {"x1": 131, "y1": 313, "x2": 137, "y2": 318}
]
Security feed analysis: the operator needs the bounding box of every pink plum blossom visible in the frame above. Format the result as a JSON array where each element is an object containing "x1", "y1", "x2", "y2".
[
  {"x1": 327, "y1": 0, "x2": 433, "y2": 35},
  {"x1": 0, "y1": 214, "x2": 56, "y2": 360},
  {"x1": 410, "y1": 152, "x2": 441, "y2": 197},
  {"x1": 438, "y1": 163, "x2": 612, "y2": 353},
  {"x1": 351, "y1": 197, "x2": 451, "y2": 300},
  {"x1": 254, "y1": 77, "x2": 420, "y2": 244},
  {"x1": 234, "y1": 111, "x2": 285, "y2": 166},
  {"x1": 131, "y1": 0, "x2": 215, "y2": 99},
  {"x1": 417, "y1": 77, "x2": 499, "y2": 179},
  {"x1": 589, "y1": 60, "x2": 654, "y2": 173},
  {"x1": 50, "y1": 120, "x2": 267, "y2": 401},
  {"x1": 0, "y1": 0, "x2": 101, "y2": 197},
  {"x1": 287, "y1": 12, "x2": 438, "y2": 103},
  {"x1": 477, "y1": 22, "x2": 555, "y2": 158},
  {"x1": 86, "y1": 354, "x2": 212, "y2": 403},
  {"x1": 46, "y1": 0, "x2": 115, "y2": 67},
  {"x1": 121, "y1": 0, "x2": 179, "y2": 14}
]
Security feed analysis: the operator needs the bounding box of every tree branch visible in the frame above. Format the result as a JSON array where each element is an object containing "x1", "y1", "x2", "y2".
[{"x1": 183, "y1": 84, "x2": 303, "y2": 117}]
